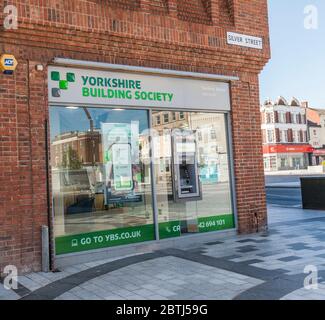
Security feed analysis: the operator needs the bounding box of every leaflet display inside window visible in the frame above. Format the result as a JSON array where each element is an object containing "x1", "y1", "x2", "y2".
[{"x1": 50, "y1": 106, "x2": 154, "y2": 254}]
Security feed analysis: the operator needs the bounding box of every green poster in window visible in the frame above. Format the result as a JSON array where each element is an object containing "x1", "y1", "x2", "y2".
[
  {"x1": 101, "y1": 122, "x2": 139, "y2": 195},
  {"x1": 112, "y1": 143, "x2": 133, "y2": 191}
]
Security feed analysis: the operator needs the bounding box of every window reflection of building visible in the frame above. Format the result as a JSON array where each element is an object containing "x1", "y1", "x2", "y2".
[
  {"x1": 51, "y1": 107, "x2": 154, "y2": 239},
  {"x1": 152, "y1": 111, "x2": 229, "y2": 188},
  {"x1": 153, "y1": 111, "x2": 190, "y2": 131},
  {"x1": 189, "y1": 113, "x2": 229, "y2": 183},
  {"x1": 152, "y1": 111, "x2": 190, "y2": 189},
  {"x1": 152, "y1": 110, "x2": 232, "y2": 231},
  {"x1": 51, "y1": 130, "x2": 102, "y2": 168}
]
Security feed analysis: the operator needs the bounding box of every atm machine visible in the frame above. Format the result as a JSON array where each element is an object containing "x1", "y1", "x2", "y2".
[
  {"x1": 171, "y1": 129, "x2": 202, "y2": 233},
  {"x1": 172, "y1": 129, "x2": 202, "y2": 202}
]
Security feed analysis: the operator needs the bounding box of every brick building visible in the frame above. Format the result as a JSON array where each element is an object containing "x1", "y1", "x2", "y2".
[
  {"x1": 261, "y1": 97, "x2": 311, "y2": 172},
  {"x1": 0, "y1": 0, "x2": 270, "y2": 274},
  {"x1": 307, "y1": 107, "x2": 325, "y2": 166}
]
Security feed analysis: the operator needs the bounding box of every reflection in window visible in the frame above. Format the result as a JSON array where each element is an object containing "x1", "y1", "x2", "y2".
[
  {"x1": 50, "y1": 106, "x2": 154, "y2": 240},
  {"x1": 152, "y1": 111, "x2": 233, "y2": 237}
]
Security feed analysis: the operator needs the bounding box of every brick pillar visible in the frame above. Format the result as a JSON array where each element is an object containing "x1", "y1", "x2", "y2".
[{"x1": 230, "y1": 74, "x2": 268, "y2": 234}]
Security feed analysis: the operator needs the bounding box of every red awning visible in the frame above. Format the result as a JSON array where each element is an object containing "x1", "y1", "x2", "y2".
[{"x1": 263, "y1": 144, "x2": 314, "y2": 154}]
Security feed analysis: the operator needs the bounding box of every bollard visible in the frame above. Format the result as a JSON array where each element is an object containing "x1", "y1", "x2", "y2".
[{"x1": 41, "y1": 225, "x2": 50, "y2": 272}]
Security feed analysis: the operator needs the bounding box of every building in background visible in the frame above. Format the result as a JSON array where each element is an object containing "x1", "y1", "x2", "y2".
[
  {"x1": 51, "y1": 131, "x2": 102, "y2": 168},
  {"x1": 307, "y1": 106, "x2": 325, "y2": 165},
  {"x1": 261, "y1": 97, "x2": 311, "y2": 172},
  {"x1": 152, "y1": 111, "x2": 230, "y2": 183}
]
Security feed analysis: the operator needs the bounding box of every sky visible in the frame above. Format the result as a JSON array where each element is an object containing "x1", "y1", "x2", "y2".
[{"x1": 260, "y1": 0, "x2": 325, "y2": 109}]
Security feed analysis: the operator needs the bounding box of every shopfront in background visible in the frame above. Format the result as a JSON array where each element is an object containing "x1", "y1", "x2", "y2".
[
  {"x1": 48, "y1": 64, "x2": 235, "y2": 256},
  {"x1": 311, "y1": 149, "x2": 325, "y2": 166},
  {"x1": 263, "y1": 145, "x2": 313, "y2": 171}
]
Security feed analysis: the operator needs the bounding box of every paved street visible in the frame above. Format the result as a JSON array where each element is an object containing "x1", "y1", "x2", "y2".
[
  {"x1": 2, "y1": 205, "x2": 325, "y2": 300},
  {"x1": 2, "y1": 174, "x2": 325, "y2": 300}
]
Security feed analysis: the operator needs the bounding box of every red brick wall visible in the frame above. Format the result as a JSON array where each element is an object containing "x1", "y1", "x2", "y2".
[
  {"x1": 230, "y1": 74, "x2": 267, "y2": 234},
  {"x1": 0, "y1": 0, "x2": 270, "y2": 273}
]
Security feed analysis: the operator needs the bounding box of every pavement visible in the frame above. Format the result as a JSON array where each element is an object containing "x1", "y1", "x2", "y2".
[
  {"x1": 2, "y1": 202, "x2": 325, "y2": 300},
  {"x1": 265, "y1": 173, "x2": 325, "y2": 188},
  {"x1": 265, "y1": 169, "x2": 324, "y2": 176},
  {"x1": 266, "y1": 182, "x2": 301, "y2": 188}
]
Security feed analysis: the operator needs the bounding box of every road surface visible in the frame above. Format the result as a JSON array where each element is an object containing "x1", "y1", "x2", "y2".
[
  {"x1": 266, "y1": 187, "x2": 302, "y2": 208},
  {"x1": 265, "y1": 175, "x2": 303, "y2": 208},
  {"x1": 265, "y1": 174, "x2": 325, "y2": 208}
]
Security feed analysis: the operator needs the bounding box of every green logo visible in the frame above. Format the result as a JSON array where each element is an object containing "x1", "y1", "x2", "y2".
[{"x1": 51, "y1": 71, "x2": 75, "y2": 97}]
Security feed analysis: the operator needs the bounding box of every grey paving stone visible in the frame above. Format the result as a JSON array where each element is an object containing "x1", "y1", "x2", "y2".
[
  {"x1": 306, "y1": 246, "x2": 325, "y2": 251},
  {"x1": 0, "y1": 284, "x2": 20, "y2": 300},
  {"x1": 256, "y1": 250, "x2": 284, "y2": 257},
  {"x1": 156, "y1": 288, "x2": 177, "y2": 297},
  {"x1": 134, "y1": 288, "x2": 156, "y2": 297},
  {"x1": 166, "y1": 279, "x2": 187, "y2": 286},
  {"x1": 55, "y1": 292, "x2": 80, "y2": 300},
  {"x1": 205, "y1": 241, "x2": 224, "y2": 246},
  {"x1": 72, "y1": 288, "x2": 102, "y2": 300},
  {"x1": 236, "y1": 246, "x2": 258, "y2": 253},
  {"x1": 288, "y1": 243, "x2": 310, "y2": 250},
  {"x1": 241, "y1": 259, "x2": 264, "y2": 265},
  {"x1": 278, "y1": 256, "x2": 302, "y2": 262},
  {"x1": 125, "y1": 294, "x2": 147, "y2": 300},
  {"x1": 104, "y1": 295, "x2": 125, "y2": 300},
  {"x1": 236, "y1": 239, "x2": 255, "y2": 243},
  {"x1": 148, "y1": 295, "x2": 168, "y2": 300},
  {"x1": 169, "y1": 289, "x2": 199, "y2": 299}
]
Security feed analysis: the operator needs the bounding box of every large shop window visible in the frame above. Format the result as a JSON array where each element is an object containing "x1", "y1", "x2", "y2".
[
  {"x1": 50, "y1": 106, "x2": 154, "y2": 254},
  {"x1": 152, "y1": 111, "x2": 234, "y2": 238},
  {"x1": 50, "y1": 107, "x2": 234, "y2": 255}
]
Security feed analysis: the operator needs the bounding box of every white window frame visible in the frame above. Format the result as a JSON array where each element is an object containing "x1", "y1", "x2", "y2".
[{"x1": 267, "y1": 130, "x2": 274, "y2": 143}]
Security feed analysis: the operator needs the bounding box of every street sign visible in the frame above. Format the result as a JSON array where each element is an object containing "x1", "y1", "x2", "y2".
[
  {"x1": 227, "y1": 32, "x2": 263, "y2": 50},
  {"x1": 0, "y1": 54, "x2": 18, "y2": 74}
]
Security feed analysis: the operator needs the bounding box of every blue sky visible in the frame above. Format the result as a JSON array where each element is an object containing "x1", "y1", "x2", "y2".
[{"x1": 260, "y1": 0, "x2": 325, "y2": 108}]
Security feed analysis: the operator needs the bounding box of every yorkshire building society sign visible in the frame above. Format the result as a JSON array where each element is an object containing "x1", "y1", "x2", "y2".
[
  {"x1": 227, "y1": 32, "x2": 263, "y2": 50},
  {"x1": 48, "y1": 66, "x2": 231, "y2": 111}
]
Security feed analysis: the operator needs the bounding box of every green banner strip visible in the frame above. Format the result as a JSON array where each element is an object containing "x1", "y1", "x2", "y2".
[
  {"x1": 198, "y1": 214, "x2": 235, "y2": 233},
  {"x1": 159, "y1": 214, "x2": 234, "y2": 239},
  {"x1": 55, "y1": 224, "x2": 155, "y2": 255},
  {"x1": 159, "y1": 221, "x2": 181, "y2": 239},
  {"x1": 55, "y1": 214, "x2": 235, "y2": 255}
]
